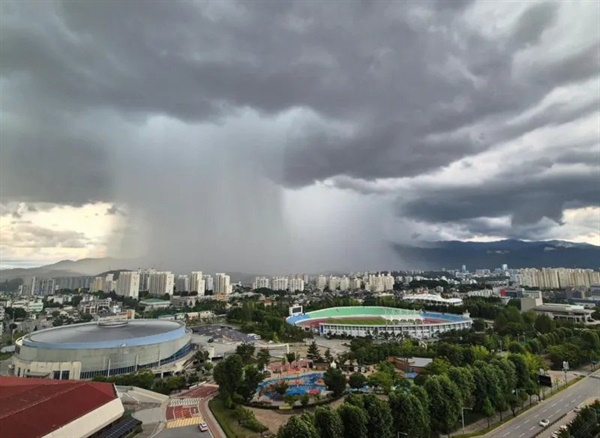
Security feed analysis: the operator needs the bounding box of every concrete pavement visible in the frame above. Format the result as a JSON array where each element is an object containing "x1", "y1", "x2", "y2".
[{"x1": 485, "y1": 372, "x2": 600, "y2": 438}]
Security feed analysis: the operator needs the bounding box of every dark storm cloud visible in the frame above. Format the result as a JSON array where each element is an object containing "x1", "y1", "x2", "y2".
[
  {"x1": 0, "y1": 0, "x2": 598, "y2": 264},
  {"x1": 399, "y1": 166, "x2": 600, "y2": 233}
]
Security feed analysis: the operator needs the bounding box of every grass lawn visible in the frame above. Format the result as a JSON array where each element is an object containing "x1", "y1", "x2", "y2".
[
  {"x1": 0, "y1": 352, "x2": 13, "y2": 361},
  {"x1": 208, "y1": 398, "x2": 262, "y2": 438}
]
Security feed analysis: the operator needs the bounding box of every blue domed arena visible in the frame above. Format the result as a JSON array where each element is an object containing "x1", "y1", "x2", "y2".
[{"x1": 13, "y1": 319, "x2": 192, "y2": 380}]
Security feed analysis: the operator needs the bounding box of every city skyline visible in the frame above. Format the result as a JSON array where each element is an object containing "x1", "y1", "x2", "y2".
[{"x1": 1, "y1": 1, "x2": 599, "y2": 273}]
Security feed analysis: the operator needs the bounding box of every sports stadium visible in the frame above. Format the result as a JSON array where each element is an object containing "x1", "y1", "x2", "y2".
[
  {"x1": 12, "y1": 319, "x2": 192, "y2": 380},
  {"x1": 286, "y1": 306, "x2": 472, "y2": 339}
]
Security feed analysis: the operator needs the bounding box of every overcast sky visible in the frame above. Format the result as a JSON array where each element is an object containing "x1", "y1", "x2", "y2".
[{"x1": 1, "y1": 0, "x2": 599, "y2": 272}]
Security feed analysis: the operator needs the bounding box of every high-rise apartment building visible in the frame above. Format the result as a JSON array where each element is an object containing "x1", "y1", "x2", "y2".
[
  {"x1": 190, "y1": 272, "x2": 205, "y2": 295},
  {"x1": 328, "y1": 276, "x2": 340, "y2": 291},
  {"x1": 138, "y1": 269, "x2": 156, "y2": 292},
  {"x1": 339, "y1": 276, "x2": 350, "y2": 291},
  {"x1": 148, "y1": 272, "x2": 175, "y2": 296},
  {"x1": 288, "y1": 277, "x2": 304, "y2": 292},
  {"x1": 272, "y1": 277, "x2": 289, "y2": 291},
  {"x1": 518, "y1": 268, "x2": 600, "y2": 289},
  {"x1": 351, "y1": 278, "x2": 362, "y2": 290},
  {"x1": 175, "y1": 275, "x2": 190, "y2": 293},
  {"x1": 91, "y1": 276, "x2": 106, "y2": 292},
  {"x1": 316, "y1": 275, "x2": 327, "y2": 290},
  {"x1": 203, "y1": 275, "x2": 214, "y2": 292},
  {"x1": 253, "y1": 277, "x2": 270, "y2": 290},
  {"x1": 214, "y1": 273, "x2": 232, "y2": 295},
  {"x1": 382, "y1": 274, "x2": 394, "y2": 291},
  {"x1": 116, "y1": 271, "x2": 140, "y2": 299}
]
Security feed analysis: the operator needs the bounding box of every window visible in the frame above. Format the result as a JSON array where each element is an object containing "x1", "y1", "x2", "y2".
[
  {"x1": 61, "y1": 370, "x2": 70, "y2": 380},
  {"x1": 53, "y1": 371, "x2": 60, "y2": 380}
]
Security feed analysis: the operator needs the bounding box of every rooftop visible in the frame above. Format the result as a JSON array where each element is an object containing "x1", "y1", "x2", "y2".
[
  {"x1": 21, "y1": 319, "x2": 186, "y2": 349},
  {"x1": 0, "y1": 377, "x2": 119, "y2": 438}
]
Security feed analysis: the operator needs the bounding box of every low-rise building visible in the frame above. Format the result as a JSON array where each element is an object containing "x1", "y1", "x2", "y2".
[
  {"x1": 388, "y1": 356, "x2": 433, "y2": 374},
  {"x1": 139, "y1": 298, "x2": 171, "y2": 310},
  {"x1": 170, "y1": 295, "x2": 197, "y2": 309}
]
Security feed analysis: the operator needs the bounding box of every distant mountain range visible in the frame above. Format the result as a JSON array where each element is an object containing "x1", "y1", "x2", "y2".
[
  {"x1": 0, "y1": 258, "x2": 258, "y2": 283},
  {"x1": 392, "y1": 239, "x2": 600, "y2": 270},
  {"x1": 1, "y1": 240, "x2": 598, "y2": 283}
]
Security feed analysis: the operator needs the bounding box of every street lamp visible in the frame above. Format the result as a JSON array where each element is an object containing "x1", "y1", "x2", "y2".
[
  {"x1": 397, "y1": 433, "x2": 408, "y2": 438},
  {"x1": 461, "y1": 407, "x2": 472, "y2": 434}
]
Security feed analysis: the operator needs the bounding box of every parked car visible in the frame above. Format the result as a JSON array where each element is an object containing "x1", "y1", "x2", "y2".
[
  {"x1": 198, "y1": 422, "x2": 209, "y2": 432},
  {"x1": 539, "y1": 419, "x2": 550, "y2": 427}
]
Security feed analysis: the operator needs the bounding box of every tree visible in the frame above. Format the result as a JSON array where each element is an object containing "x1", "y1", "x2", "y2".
[
  {"x1": 389, "y1": 391, "x2": 429, "y2": 438},
  {"x1": 257, "y1": 348, "x2": 271, "y2": 369},
  {"x1": 323, "y1": 367, "x2": 347, "y2": 397},
  {"x1": 363, "y1": 394, "x2": 393, "y2": 438},
  {"x1": 508, "y1": 342, "x2": 527, "y2": 355},
  {"x1": 277, "y1": 413, "x2": 318, "y2": 438},
  {"x1": 448, "y1": 367, "x2": 475, "y2": 408},
  {"x1": 367, "y1": 371, "x2": 393, "y2": 394},
  {"x1": 424, "y1": 375, "x2": 461, "y2": 434},
  {"x1": 236, "y1": 343, "x2": 256, "y2": 363},
  {"x1": 324, "y1": 348, "x2": 333, "y2": 362},
  {"x1": 338, "y1": 403, "x2": 368, "y2": 438},
  {"x1": 301, "y1": 393, "x2": 310, "y2": 407},
  {"x1": 314, "y1": 406, "x2": 344, "y2": 438},
  {"x1": 213, "y1": 354, "x2": 243, "y2": 400},
  {"x1": 307, "y1": 340, "x2": 322, "y2": 361},
  {"x1": 238, "y1": 365, "x2": 263, "y2": 402},
  {"x1": 472, "y1": 318, "x2": 486, "y2": 331},
  {"x1": 284, "y1": 393, "x2": 298, "y2": 407},
  {"x1": 348, "y1": 372, "x2": 367, "y2": 389},
  {"x1": 482, "y1": 397, "x2": 495, "y2": 428},
  {"x1": 274, "y1": 380, "x2": 289, "y2": 396},
  {"x1": 535, "y1": 314, "x2": 556, "y2": 334},
  {"x1": 286, "y1": 352, "x2": 297, "y2": 364}
]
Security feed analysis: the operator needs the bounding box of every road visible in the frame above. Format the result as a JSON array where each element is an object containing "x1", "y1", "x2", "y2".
[{"x1": 486, "y1": 372, "x2": 600, "y2": 438}]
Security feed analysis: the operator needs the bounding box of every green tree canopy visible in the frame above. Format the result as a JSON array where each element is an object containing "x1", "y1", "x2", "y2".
[
  {"x1": 213, "y1": 354, "x2": 243, "y2": 399},
  {"x1": 314, "y1": 406, "x2": 344, "y2": 438},
  {"x1": 323, "y1": 367, "x2": 347, "y2": 396},
  {"x1": 277, "y1": 413, "x2": 318, "y2": 438},
  {"x1": 338, "y1": 403, "x2": 368, "y2": 438}
]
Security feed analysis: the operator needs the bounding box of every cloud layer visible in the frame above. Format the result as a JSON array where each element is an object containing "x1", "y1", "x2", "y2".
[{"x1": 1, "y1": 1, "x2": 598, "y2": 271}]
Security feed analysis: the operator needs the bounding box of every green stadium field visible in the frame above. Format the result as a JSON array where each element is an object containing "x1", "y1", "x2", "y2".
[{"x1": 319, "y1": 317, "x2": 389, "y2": 325}]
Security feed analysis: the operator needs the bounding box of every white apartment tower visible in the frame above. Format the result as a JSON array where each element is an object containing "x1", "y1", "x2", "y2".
[
  {"x1": 253, "y1": 277, "x2": 270, "y2": 290},
  {"x1": 190, "y1": 272, "x2": 205, "y2": 295},
  {"x1": 382, "y1": 274, "x2": 394, "y2": 291},
  {"x1": 328, "y1": 276, "x2": 340, "y2": 291},
  {"x1": 339, "y1": 276, "x2": 350, "y2": 291},
  {"x1": 214, "y1": 273, "x2": 232, "y2": 295},
  {"x1": 316, "y1": 275, "x2": 327, "y2": 290},
  {"x1": 289, "y1": 277, "x2": 305, "y2": 292},
  {"x1": 116, "y1": 271, "x2": 140, "y2": 299},
  {"x1": 272, "y1": 277, "x2": 289, "y2": 291},
  {"x1": 148, "y1": 272, "x2": 175, "y2": 296}
]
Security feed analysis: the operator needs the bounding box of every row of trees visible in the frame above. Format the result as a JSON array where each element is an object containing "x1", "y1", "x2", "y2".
[
  {"x1": 307, "y1": 350, "x2": 544, "y2": 436},
  {"x1": 92, "y1": 369, "x2": 198, "y2": 395},
  {"x1": 277, "y1": 394, "x2": 397, "y2": 438}
]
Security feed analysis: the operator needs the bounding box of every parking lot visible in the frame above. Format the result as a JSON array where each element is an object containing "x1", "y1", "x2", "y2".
[{"x1": 192, "y1": 324, "x2": 255, "y2": 343}]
